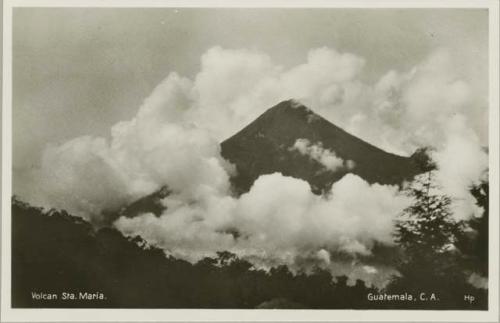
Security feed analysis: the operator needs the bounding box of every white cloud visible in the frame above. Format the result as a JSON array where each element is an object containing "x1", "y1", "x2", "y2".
[
  {"x1": 363, "y1": 265, "x2": 378, "y2": 274},
  {"x1": 28, "y1": 136, "x2": 131, "y2": 223},
  {"x1": 290, "y1": 138, "x2": 351, "y2": 172},
  {"x1": 432, "y1": 114, "x2": 489, "y2": 220},
  {"x1": 115, "y1": 172, "x2": 410, "y2": 285},
  {"x1": 23, "y1": 72, "x2": 232, "y2": 222}
]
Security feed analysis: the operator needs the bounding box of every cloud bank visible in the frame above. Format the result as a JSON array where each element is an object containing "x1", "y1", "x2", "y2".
[
  {"x1": 17, "y1": 46, "x2": 489, "y2": 284},
  {"x1": 115, "y1": 173, "x2": 409, "y2": 286}
]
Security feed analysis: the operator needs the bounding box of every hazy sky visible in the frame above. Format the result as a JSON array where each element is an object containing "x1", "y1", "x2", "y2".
[{"x1": 13, "y1": 8, "x2": 488, "y2": 173}]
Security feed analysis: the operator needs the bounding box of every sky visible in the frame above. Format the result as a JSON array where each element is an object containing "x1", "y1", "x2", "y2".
[
  {"x1": 11, "y1": 7, "x2": 490, "y2": 285},
  {"x1": 13, "y1": 8, "x2": 488, "y2": 175}
]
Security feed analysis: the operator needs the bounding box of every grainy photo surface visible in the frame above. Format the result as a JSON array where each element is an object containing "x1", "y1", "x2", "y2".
[{"x1": 2, "y1": 3, "x2": 498, "y2": 321}]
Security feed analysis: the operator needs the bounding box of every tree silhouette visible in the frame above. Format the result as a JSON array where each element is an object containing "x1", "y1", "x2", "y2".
[
  {"x1": 387, "y1": 172, "x2": 487, "y2": 309},
  {"x1": 455, "y1": 180, "x2": 489, "y2": 277},
  {"x1": 395, "y1": 172, "x2": 460, "y2": 262}
]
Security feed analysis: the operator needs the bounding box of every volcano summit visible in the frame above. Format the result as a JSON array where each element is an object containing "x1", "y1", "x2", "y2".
[{"x1": 221, "y1": 100, "x2": 428, "y2": 194}]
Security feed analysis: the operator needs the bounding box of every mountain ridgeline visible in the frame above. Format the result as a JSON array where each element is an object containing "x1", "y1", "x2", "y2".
[{"x1": 221, "y1": 100, "x2": 429, "y2": 194}]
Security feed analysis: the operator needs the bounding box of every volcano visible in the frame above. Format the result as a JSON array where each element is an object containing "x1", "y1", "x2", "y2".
[
  {"x1": 220, "y1": 99, "x2": 428, "y2": 194},
  {"x1": 122, "y1": 99, "x2": 429, "y2": 216}
]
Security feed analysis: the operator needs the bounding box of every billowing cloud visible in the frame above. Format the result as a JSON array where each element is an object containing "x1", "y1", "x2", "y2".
[
  {"x1": 290, "y1": 138, "x2": 354, "y2": 172},
  {"x1": 232, "y1": 173, "x2": 409, "y2": 255},
  {"x1": 432, "y1": 114, "x2": 488, "y2": 220},
  {"x1": 23, "y1": 72, "x2": 232, "y2": 223},
  {"x1": 115, "y1": 172, "x2": 410, "y2": 286}
]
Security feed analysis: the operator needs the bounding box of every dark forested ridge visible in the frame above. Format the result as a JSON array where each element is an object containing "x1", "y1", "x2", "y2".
[
  {"x1": 12, "y1": 196, "x2": 487, "y2": 309},
  {"x1": 12, "y1": 198, "x2": 378, "y2": 309}
]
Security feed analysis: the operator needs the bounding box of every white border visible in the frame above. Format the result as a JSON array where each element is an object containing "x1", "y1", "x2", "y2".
[
  {"x1": 2, "y1": 1, "x2": 499, "y2": 322},
  {"x1": 0, "y1": 0, "x2": 497, "y2": 8}
]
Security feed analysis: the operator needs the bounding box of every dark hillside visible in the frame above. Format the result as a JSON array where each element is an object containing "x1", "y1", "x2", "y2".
[
  {"x1": 11, "y1": 198, "x2": 380, "y2": 309},
  {"x1": 12, "y1": 197, "x2": 486, "y2": 309}
]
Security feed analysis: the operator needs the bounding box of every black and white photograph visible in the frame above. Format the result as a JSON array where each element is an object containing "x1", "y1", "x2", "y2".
[{"x1": 1, "y1": 1, "x2": 499, "y2": 322}]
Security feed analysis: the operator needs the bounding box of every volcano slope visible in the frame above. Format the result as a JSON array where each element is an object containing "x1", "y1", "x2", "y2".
[{"x1": 221, "y1": 99, "x2": 428, "y2": 195}]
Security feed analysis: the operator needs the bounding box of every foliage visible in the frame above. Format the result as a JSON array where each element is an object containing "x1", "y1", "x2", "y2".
[
  {"x1": 386, "y1": 172, "x2": 487, "y2": 309},
  {"x1": 395, "y1": 172, "x2": 461, "y2": 263},
  {"x1": 455, "y1": 181, "x2": 489, "y2": 277}
]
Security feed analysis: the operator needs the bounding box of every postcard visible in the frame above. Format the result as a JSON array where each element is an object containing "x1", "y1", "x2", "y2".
[{"x1": 1, "y1": 0, "x2": 499, "y2": 321}]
